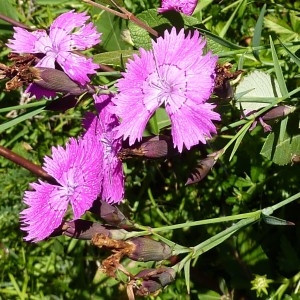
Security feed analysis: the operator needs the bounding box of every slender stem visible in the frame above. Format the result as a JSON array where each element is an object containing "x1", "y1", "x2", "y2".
[
  {"x1": 262, "y1": 192, "x2": 300, "y2": 215},
  {"x1": 83, "y1": 0, "x2": 158, "y2": 37},
  {"x1": 0, "y1": 145, "x2": 57, "y2": 184},
  {"x1": 0, "y1": 13, "x2": 31, "y2": 30},
  {"x1": 133, "y1": 210, "x2": 260, "y2": 234},
  {"x1": 192, "y1": 216, "x2": 259, "y2": 257}
]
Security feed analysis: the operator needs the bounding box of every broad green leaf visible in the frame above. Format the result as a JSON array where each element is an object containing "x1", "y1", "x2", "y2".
[
  {"x1": 93, "y1": 50, "x2": 137, "y2": 67},
  {"x1": 235, "y1": 71, "x2": 282, "y2": 111},
  {"x1": 264, "y1": 15, "x2": 300, "y2": 41},
  {"x1": 260, "y1": 121, "x2": 300, "y2": 165},
  {"x1": 93, "y1": 10, "x2": 128, "y2": 51},
  {"x1": 0, "y1": 0, "x2": 19, "y2": 35},
  {"x1": 129, "y1": 9, "x2": 199, "y2": 50}
]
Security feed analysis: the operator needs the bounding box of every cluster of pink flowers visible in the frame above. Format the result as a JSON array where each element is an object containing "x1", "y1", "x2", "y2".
[{"x1": 7, "y1": 3, "x2": 219, "y2": 242}]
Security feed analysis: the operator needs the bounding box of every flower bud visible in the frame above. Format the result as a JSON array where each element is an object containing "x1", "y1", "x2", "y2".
[
  {"x1": 99, "y1": 200, "x2": 133, "y2": 229},
  {"x1": 261, "y1": 105, "x2": 295, "y2": 121},
  {"x1": 186, "y1": 155, "x2": 217, "y2": 185},
  {"x1": 33, "y1": 67, "x2": 95, "y2": 95},
  {"x1": 61, "y1": 220, "x2": 110, "y2": 240},
  {"x1": 133, "y1": 267, "x2": 176, "y2": 296},
  {"x1": 119, "y1": 136, "x2": 176, "y2": 159},
  {"x1": 127, "y1": 237, "x2": 173, "y2": 262},
  {"x1": 61, "y1": 219, "x2": 129, "y2": 240}
]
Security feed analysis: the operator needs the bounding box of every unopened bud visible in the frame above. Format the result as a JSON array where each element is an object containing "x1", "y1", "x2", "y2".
[
  {"x1": 133, "y1": 267, "x2": 176, "y2": 296},
  {"x1": 262, "y1": 105, "x2": 295, "y2": 121},
  {"x1": 33, "y1": 67, "x2": 95, "y2": 95},
  {"x1": 120, "y1": 136, "x2": 176, "y2": 159},
  {"x1": 62, "y1": 220, "x2": 110, "y2": 239},
  {"x1": 62, "y1": 219, "x2": 129, "y2": 240},
  {"x1": 186, "y1": 156, "x2": 217, "y2": 185},
  {"x1": 100, "y1": 200, "x2": 133, "y2": 229},
  {"x1": 127, "y1": 237, "x2": 172, "y2": 262}
]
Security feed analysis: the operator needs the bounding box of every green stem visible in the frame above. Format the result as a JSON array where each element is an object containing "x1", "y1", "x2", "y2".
[{"x1": 133, "y1": 210, "x2": 260, "y2": 234}]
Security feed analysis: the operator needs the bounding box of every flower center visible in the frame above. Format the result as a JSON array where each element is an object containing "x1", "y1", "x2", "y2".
[{"x1": 144, "y1": 64, "x2": 188, "y2": 113}]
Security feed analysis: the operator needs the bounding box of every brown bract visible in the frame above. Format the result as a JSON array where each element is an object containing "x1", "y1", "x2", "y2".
[{"x1": 92, "y1": 233, "x2": 135, "y2": 277}]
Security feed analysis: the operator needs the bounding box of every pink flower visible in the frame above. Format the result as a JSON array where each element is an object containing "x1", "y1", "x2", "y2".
[
  {"x1": 113, "y1": 28, "x2": 219, "y2": 152},
  {"x1": 20, "y1": 137, "x2": 103, "y2": 242},
  {"x1": 158, "y1": 0, "x2": 198, "y2": 15},
  {"x1": 7, "y1": 10, "x2": 101, "y2": 97},
  {"x1": 83, "y1": 94, "x2": 124, "y2": 204}
]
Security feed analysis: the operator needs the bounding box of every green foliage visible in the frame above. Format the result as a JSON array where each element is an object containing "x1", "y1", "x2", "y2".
[{"x1": 0, "y1": 0, "x2": 300, "y2": 300}]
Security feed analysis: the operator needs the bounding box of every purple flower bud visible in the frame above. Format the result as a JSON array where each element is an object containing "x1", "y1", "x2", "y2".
[
  {"x1": 119, "y1": 136, "x2": 177, "y2": 159},
  {"x1": 34, "y1": 67, "x2": 95, "y2": 95},
  {"x1": 261, "y1": 105, "x2": 295, "y2": 121},
  {"x1": 186, "y1": 155, "x2": 217, "y2": 185},
  {"x1": 99, "y1": 200, "x2": 134, "y2": 229},
  {"x1": 62, "y1": 220, "x2": 110, "y2": 240},
  {"x1": 133, "y1": 267, "x2": 176, "y2": 296},
  {"x1": 127, "y1": 237, "x2": 173, "y2": 262}
]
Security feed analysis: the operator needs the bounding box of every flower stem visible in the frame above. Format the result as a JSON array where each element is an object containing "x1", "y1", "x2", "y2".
[
  {"x1": 82, "y1": 0, "x2": 158, "y2": 37},
  {"x1": 0, "y1": 13, "x2": 31, "y2": 29},
  {"x1": 0, "y1": 145, "x2": 56, "y2": 183}
]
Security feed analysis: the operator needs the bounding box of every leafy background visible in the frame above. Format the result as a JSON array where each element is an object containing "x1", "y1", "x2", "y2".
[{"x1": 0, "y1": 0, "x2": 299, "y2": 299}]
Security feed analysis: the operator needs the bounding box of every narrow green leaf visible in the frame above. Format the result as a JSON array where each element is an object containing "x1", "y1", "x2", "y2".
[
  {"x1": 198, "y1": 27, "x2": 245, "y2": 50},
  {"x1": 184, "y1": 260, "x2": 191, "y2": 294},
  {"x1": 252, "y1": 4, "x2": 266, "y2": 60},
  {"x1": 0, "y1": 107, "x2": 45, "y2": 134},
  {"x1": 0, "y1": 101, "x2": 47, "y2": 113},
  {"x1": 279, "y1": 39, "x2": 300, "y2": 68},
  {"x1": 219, "y1": 0, "x2": 243, "y2": 38},
  {"x1": 229, "y1": 122, "x2": 252, "y2": 161},
  {"x1": 262, "y1": 215, "x2": 294, "y2": 226},
  {"x1": 192, "y1": 217, "x2": 259, "y2": 258},
  {"x1": 8, "y1": 273, "x2": 22, "y2": 298},
  {"x1": 269, "y1": 36, "x2": 288, "y2": 97}
]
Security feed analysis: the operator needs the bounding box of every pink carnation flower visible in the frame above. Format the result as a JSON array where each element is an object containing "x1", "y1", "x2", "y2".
[
  {"x1": 113, "y1": 28, "x2": 220, "y2": 152},
  {"x1": 7, "y1": 10, "x2": 101, "y2": 97},
  {"x1": 158, "y1": 0, "x2": 198, "y2": 15},
  {"x1": 20, "y1": 137, "x2": 103, "y2": 242},
  {"x1": 83, "y1": 94, "x2": 124, "y2": 204}
]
